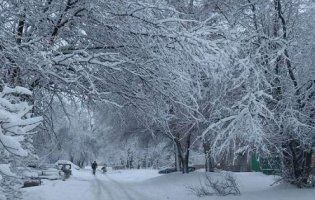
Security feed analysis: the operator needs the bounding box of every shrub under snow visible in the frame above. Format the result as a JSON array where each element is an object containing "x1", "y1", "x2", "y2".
[
  {"x1": 0, "y1": 86, "x2": 42, "y2": 200},
  {"x1": 188, "y1": 172, "x2": 241, "y2": 197}
]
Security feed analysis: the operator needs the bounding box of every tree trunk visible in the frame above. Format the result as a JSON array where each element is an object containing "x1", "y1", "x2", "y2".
[
  {"x1": 303, "y1": 149, "x2": 313, "y2": 184},
  {"x1": 203, "y1": 142, "x2": 214, "y2": 172},
  {"x1": 205, "y1": 154, "x2": 214, "y2": 172},
  {"x1": 182, "y1": 156, "x2": 189, "y2": 173},
  {"x1": 282, "y1": 139, "x2": 313, "y2": 187},
  {"x1": 174, "y1": 143, "x2": 181, "y2": 171},
  {"x1": 181, "y1": 134, "x2": 191, "y2": 174},
  {"x1": 16, "y1": 12, "x2": 25, "y2": 45},
  {"x1": 176, "y1": 142, "x2": 183, "y2": 171},
  {"x1": 175, "y1": 139, "x2": 189, "y2": 173},
  {"x1": 69, "y1": 155, "x2": 74, "y2": 163}
]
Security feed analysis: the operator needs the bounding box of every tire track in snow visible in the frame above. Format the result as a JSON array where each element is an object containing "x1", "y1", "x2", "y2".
[
  {"x1": 101, "y1": 175, "x2": 135, "y2": 200},
  {"x1": 95, "y1": 178, "x2": 115, "y2": 200},
  {"x1": 103, "y1": 174, "x2": 151, "y2": 200},
  {"x1": 91, "y1": 178, "x2": 103, "y2": 200},
  {"x1": 91, "y1": 176, "x2": 133, "y2": 200},
  {"x1": 91, "y1": 173, "x2": 154, "y2": 200}
]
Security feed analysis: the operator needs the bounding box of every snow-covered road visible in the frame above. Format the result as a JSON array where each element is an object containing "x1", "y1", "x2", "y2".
[
  {"x1": 22, "y1": 169, "x2": 160, "y2": 200},
  {"x1": 23, "y1": 169, "x2": 315, "y2": 200},
  {"x1": 91, "y1": 175, "x2": 150, "y2": 200}
]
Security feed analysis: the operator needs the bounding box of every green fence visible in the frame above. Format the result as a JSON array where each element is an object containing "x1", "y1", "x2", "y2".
[{"x1": 251, "y1": 154, "x2": 281, "y2": 175}]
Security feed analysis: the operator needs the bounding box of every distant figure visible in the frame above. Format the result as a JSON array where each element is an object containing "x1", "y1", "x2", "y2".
[
  {"x1": 101, "y1": 164, "x2": 107, "y2": 173},
  {"x1": 92, "y1": 161, "x2": 98, "y2": 175},
  {"x1": 60, "y1": 164, "x2": 71, "y2": 180},
  {"x1": 102, "y1": 163, "x2": 107, "y2": 173}
]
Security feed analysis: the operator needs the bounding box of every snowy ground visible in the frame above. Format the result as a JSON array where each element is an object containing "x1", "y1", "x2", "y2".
[{"x1": 22, "y1": 169, "x2": 315, "y2": 200}]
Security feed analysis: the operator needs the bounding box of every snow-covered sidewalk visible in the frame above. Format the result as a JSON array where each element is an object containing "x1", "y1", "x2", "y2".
[
  {"x1": 22, "y1": 169, "x2": 161, "y2": 200},
  {"x1": 22, "y1": 169, "x2": 315, "y2": 200}
]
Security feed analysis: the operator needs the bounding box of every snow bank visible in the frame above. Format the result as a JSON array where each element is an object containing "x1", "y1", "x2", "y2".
[
  {"x1": 2, "y1": 86, "x2": 32, "y2": 96},
  {"x1": 22, "y1": 170, "x2": 315, "y2": 200},
  {"x1": 138, "y1": 172, "x2": 315, "y2": 200},
  {"x1": 0, "y1": 164, "x2": 16, "y2": 177}
]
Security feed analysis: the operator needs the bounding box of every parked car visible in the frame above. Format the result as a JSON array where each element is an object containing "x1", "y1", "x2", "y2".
[
  {"x1": 158, "y1": 167, "x2": 196, "y2": 174},
  {"x1": 23, "y1": 179, "x2": 42, "y2": 188},
  {"x1": 112, "y1": 165, "x2": 125, "y2": 170},
  {"x1": 158, "y1": 168, "x2": 177, "y2": 174}
]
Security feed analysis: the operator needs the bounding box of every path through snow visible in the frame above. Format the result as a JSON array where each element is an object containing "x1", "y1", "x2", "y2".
[
  {"x1": 22, "y1": 169, "x2": 159, "y2": 200},
  {"x1": 91, "y1": 175, "x2": 150, "y2": 200},
  {"x1": 22, "y1": 169, "x2": 315, "y2": 200}
]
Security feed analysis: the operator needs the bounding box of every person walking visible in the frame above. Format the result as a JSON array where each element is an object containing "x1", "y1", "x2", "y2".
[
  {"x1": 92, "y1": 161, "x2": 98, "y2": 175},
  {"x1": 101, "y1": 163, "x2": 107, "y2": 173}
]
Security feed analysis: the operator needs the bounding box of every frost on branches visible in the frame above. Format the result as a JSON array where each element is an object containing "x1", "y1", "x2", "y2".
[{"x1": 0, "y1": 86, "x2": 42, "y2": 200}]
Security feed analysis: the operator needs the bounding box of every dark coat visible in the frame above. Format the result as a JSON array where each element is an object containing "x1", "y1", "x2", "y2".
[{"x1": 92, "y1": 162, "x2": 97, "y2": 170}]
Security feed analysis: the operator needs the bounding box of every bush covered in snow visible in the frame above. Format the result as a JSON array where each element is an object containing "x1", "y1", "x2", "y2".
[
  {"x1": 188, "y1": 172, "x2": 240, "y2": 197},
  {"x1": 0, "y1": 86, "x2": 42, "y2": 200}
]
